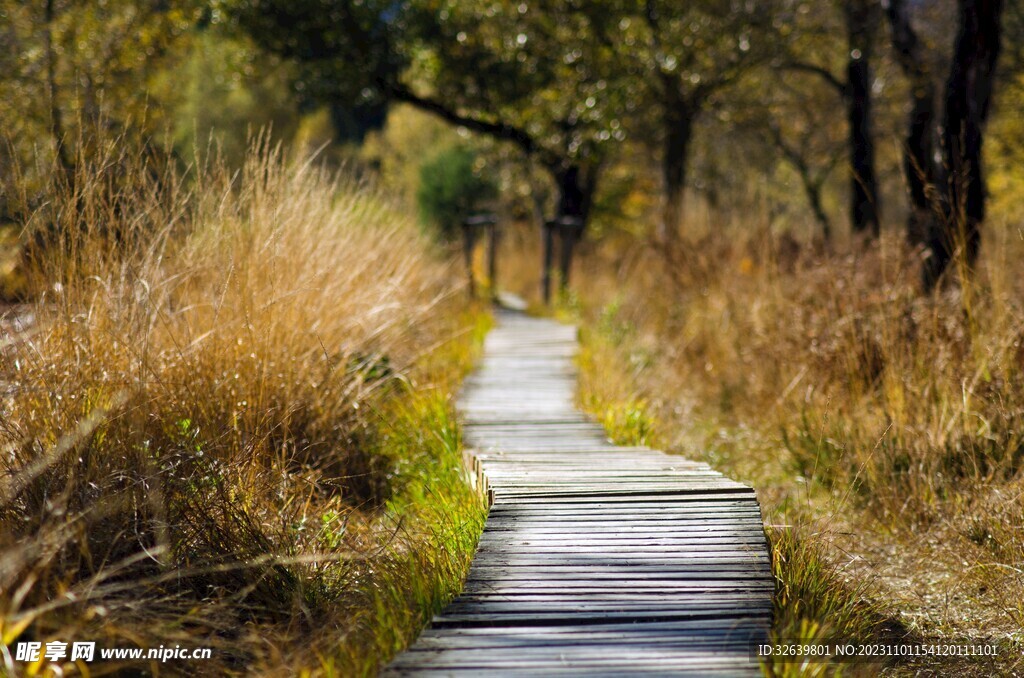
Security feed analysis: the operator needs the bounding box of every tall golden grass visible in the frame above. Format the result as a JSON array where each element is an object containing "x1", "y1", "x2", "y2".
[
  {"x1": 0, "y1": 141, "x2": 485, "y2": 674},
  {"x1": 555, "y1": 210, "x2": 1024, "y2": 673}
]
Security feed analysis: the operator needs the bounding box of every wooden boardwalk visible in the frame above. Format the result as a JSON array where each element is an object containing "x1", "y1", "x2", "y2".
[{"x1": 386, "y1": 310, "x2": 772, "y2": 676}]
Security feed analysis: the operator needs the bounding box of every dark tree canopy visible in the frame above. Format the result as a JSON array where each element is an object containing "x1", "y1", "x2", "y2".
[{"x1": 231, "y1": 0, "x2": 631, "y2": 295}]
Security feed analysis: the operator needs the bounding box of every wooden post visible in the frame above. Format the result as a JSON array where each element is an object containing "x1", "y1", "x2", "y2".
[
  {"x1": 557, "y1": 216, "x2": 583, "y2": 292},
  {"x1": 461, "y1": 220, "x2": 477, "y2": 298},
  {"x1": 541, "y1": 220, "x2": 556, "y2": 304},
  {"x1": 486, "y1": 221, "x2": 499, "y2": 300},
  {"x1": 463, "y1": 213, "x2": 499, "y2": 300}
]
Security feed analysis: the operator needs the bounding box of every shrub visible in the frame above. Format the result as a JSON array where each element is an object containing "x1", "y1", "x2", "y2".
[{"x1": 416, "y1": 145, "x2": 496, "y2": 240}]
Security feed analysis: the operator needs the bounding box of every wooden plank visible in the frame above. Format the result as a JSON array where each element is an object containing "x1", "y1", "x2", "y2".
[
  {"x1": 459, "y1": 577, "x2": 773, "y2": 588},
  {"x1": 466, "y1": 559, "x2": 770, "y2": 570},
  {"x1": 476, "y1": 532, "x2": 769, "y2": 543},
  {"x1": 405, "y1": 637, "x2": 760, "y2": 653},
  {"x1": 491, "y1": 487, "x2": 752, "y2": 496},
  {"x1": 480, "y1": 531, "x2": 768, "y2": 541},
  {"x1": 473, "y1": 446, "x2": 657, "y2": 454},
  {"x1": 488, "y1": 476, "x2": 730, "y2": 483},
  {"x1": 446, "y1": 594, "x2": 774, "y2": 606},
  {"x1": 392, "y1": 652, "x2": 760, "y2": 667},
  {"x1": 395, "y1": 645, "x2": 759, "y2": 659},
  {"x1": 493, "y1": 497, "x2": 757, "y2": 507},
  {"x1": 464, "y1": 564, "x2": 772, "y2": 574},
  {"x1": 473, "y1": 541, "x2": 771, "y2": 551},
  {"x1": 477, "y1": 522, "x2": 768, "y2": 532},
  {"x1": 457, "y1": 587, "x2": 774, "y2": 598},
  {"x1": 394, "y1": 670, "x2": 754, "y2": 677},
  {"x1": 432, "y1": 608, "x2": 773, "y2": 626},
  {"x1": 481, "y1": 524, "x2": 768, "y2": 532},
  {"x1": 483, "y1": 518, "x2": 766, "y2": 528},
  {"x1": 484, "y1": 514, "x2": 764, "y2": 524},
  {"x1": 463, "y1": 570, "x2": 773, "y2": 581},
  {"x1": 413, "y1": 619, "x2": 767, "y2": 638},
  {"x1": 487, "y1": 502, "x2": 763, "y2": 512},
  {"x1": 388, "y1": 669, "x2": 753, "y2": 678},
  {"x1": 486, "y1": 506, "x2": 764, "y2": 516}
]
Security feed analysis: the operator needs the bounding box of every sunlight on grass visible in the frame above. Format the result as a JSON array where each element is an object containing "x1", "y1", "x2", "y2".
[
  {"x1": 0, "y1": 141, "x2": 488, "y2": 675},
  {"x1": 551, "y1": 217, "x2": 1024, "y2": 674}
]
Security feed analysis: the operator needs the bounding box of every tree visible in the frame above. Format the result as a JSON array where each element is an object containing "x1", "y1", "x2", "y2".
[
  {"x1": 924, "y1": 0, "x2": 1004, "y2": 287},
  {"x1": 0, "y1": 0, "x2": 201, "y2": 207},
  {"x1": 886, "y1": 0, "x2": 1004, "y2": 287},
  {"x1": 164, "y1": 28, "x2": 303, "y2": 169},
  {"x1": 576, "y1": 0, "x2": 779, "y2": 239},
  {"x1": 767, "y1": 118, "x2": 844, "y2": 241},
  {"x1": 782, "y1": 0, "x2": 882, "y2": 238},
  {"x1": 726, "y1": 60, "x2": 847, "y2": 242},
  {"x1": 415, "y1": 1, "x2": 625, "y2": 230},
  {"x1": 885, "y1": 0, "x2": 941, "y2": 246},
  {"x1": 230, "y1": 0, "x2": 624, "y2": 295},
  {"x1": 845, "y1": 0, "x2": 881, "y2": 237}
]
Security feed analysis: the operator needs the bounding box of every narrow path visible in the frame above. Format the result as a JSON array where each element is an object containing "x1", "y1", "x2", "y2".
[{"x1": 387, "y1": 310, "x2": 772, "y2": 676}]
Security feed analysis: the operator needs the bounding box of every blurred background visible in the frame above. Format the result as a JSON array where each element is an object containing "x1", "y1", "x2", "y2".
[{"x1": 2, "y1": 0, "x2": 1021, "y2": 300}]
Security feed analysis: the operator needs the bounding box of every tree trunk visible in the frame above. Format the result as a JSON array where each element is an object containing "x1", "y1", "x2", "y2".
[
  {"x1": 460, "y1": 220, "x2": 480, "y2": 299},
  {"x1": 660, "y1": 104, "x2": 695, "y2": 241},
  {"x1": 541, "y1": 220, "x2": 556, "y2": 304},
  {"x1": 806, "y1": 179, "x2": 832, "y2": 242},
  {"x1": 925, "y1": 0, "x2": 1003, "y2": 288},
  {"x1": 554, "y1": 164, "x2": 595, "y2": 225},
  {"x1": 846, "y1": 0, "x2": 881, "y2": 237},
  {"x1": 886, "y1": 0, "x2": 940, "y2": 246},
  {"x1": 44, "y1": 0, "x2": 74, "y2": 183},
  {"x1": 541, "y1": 163, "x2": 598, "y2": 302},
  {"x1": 905, "y1": 83, "x2": 940, "y2": 245}
]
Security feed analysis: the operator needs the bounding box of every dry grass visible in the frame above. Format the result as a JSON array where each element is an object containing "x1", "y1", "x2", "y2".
[
  {"x1": 543, "y1": 210, "x2": 1024, "y2": 674},
  {"x1": 0, "y1": 142, "x2": 487, "y2": 675}
]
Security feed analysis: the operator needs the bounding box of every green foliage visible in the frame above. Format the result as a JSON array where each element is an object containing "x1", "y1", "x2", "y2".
[
  {"x1": 335, "y1": 388, "x2": 488, "y2": 675},
  {"x1": 416, "y1": 145, "x2": 496, "y2": 240},
  {"x1": 160, "y1": 28, "x2": 301, "y2": 169},
  {"x1": 766, "y1": 527, "x2": 898, "y2": 677},
  {"x1": 0, "y1": 0, "x2": 201, "y2": 201},
  {"x1": 226, "y1": 0, "x2": 415, "y2": 102},
  {"x1": 599, "y1": 399, "x2": 656, "y2": 447},
  {"x1": 990, "y1": 72, "x2": 1024, "y2": 218}
]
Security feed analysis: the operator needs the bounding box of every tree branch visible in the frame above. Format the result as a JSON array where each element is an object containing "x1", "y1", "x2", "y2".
[
  {"x1": 44, "y1": 0, "x2": 74, "y2": 179},
  {"x1": 387, "y1": 82, "x2": 557, "y2": 165},
  {"x1": 779, "y1": 61, "x2": 848, "y2": 98}
]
